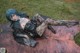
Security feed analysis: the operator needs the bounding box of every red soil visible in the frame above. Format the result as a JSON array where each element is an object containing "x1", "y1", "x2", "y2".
[{"x1": 0, "y1": 25, "x2": 80, "y2": 53}]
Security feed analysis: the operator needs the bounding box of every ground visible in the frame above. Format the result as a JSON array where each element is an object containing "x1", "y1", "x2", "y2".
[
  {"x1": 0, "y1": 24, "x2": 80, "y2": 53},
  {"x1": 0, "y1": 0, "x2": 80, "y2": 47}
]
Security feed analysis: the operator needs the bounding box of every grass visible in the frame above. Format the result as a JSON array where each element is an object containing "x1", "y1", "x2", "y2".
[
  {"x1": 0, "y1": 0, "x2": 80, "y2": 24},
  {"x1": 0, "y1": 0, "x2": 80, "y2": 45},
  {"x1": 74, "y1": 33, "x2": 80, "y2": 45}
]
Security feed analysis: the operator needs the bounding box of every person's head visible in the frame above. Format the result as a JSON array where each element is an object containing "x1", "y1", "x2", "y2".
[
  {"x1": 6, "y1": 9, "x2": 19, "y2": 21},
  {"x1": 6, "y1": 9, "x2": 29, "y2": 22}
]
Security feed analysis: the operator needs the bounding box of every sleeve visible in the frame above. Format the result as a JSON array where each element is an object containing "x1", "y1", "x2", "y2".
[
  {"x1": 13, "y1": 31, "x2": 37, "y2": 47},
  {"x1": 15, "y1": 33, "x2": 29, "y2": 38}
]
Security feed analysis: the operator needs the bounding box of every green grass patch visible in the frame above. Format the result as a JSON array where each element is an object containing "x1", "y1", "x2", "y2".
[
  {"x1": 74, "y1": 33, "x2": 80, "y2": 45},
  {"x1": 0, "y1": 0, "x2": 80, "y2": 24}
]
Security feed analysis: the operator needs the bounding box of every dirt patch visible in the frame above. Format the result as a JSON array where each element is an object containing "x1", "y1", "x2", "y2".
[{"x1": 0, "y1": 24, "x2": 80, "y2": 53}]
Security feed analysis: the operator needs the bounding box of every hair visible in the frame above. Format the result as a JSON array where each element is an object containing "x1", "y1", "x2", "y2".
[
  {"x1": 17, "y1": 12, "x2": 29, "y2": 18},
  {"x1": 6, "y1": 9, "x2": 29, "y2": 22},
  {"x1": 6, "y1": 9, "x2": 18, "y2": 22}
]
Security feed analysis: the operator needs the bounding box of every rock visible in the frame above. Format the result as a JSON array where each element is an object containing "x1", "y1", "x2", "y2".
[{"x1": 0, "y1": 48, "x2": 6, "y2": 53}]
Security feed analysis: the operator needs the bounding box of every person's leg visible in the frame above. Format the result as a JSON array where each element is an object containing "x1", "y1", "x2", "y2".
[
  {"x1": 36, "y1": 18, "x2": 55, "y2": 36},
  {"x1": 45, "y1": 18, "x2": 79, "y2": 27},
  {"x1": 33, "y1": 13, "x2": 45, "y2": 23},
  {"x1": 36, "y1": 21, "x2": 48, "y2": 36},
  {"x1": 34, "y1": 14, "x2": 79, "y2": 26},
  {"x1": 36, "y1": 18, "x2": 79, "y2": 36},
  {"x1": 36, "y1": 18, "x2": 58, "y2": 36}
]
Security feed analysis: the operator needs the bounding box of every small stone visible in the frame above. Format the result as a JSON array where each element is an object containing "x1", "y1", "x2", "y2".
[{"x1": 0, "y1": 48, "x2": 6, "y2": 53}]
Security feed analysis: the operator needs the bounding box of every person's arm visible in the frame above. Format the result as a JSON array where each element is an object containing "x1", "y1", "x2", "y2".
[
  {"x1": 13, "y1": 31, "x2": 37, "y2": 47},
  {"x1": 12, "y1": 27, "x2": 37, "y2": 47}
]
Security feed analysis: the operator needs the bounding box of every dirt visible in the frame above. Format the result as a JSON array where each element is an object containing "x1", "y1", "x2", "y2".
[{"x1": 0, "y1": 24, "x2": 80, "y2": 53}]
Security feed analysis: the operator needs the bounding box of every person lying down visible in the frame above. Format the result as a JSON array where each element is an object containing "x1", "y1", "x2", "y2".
[{"x1": 6, "y1": 9, "x2": 79, "y2": 47}]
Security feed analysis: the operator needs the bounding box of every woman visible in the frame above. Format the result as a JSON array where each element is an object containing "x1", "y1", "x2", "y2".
[{"x1": 6, "y1": 9, "x2": 79, "y2": 47}]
